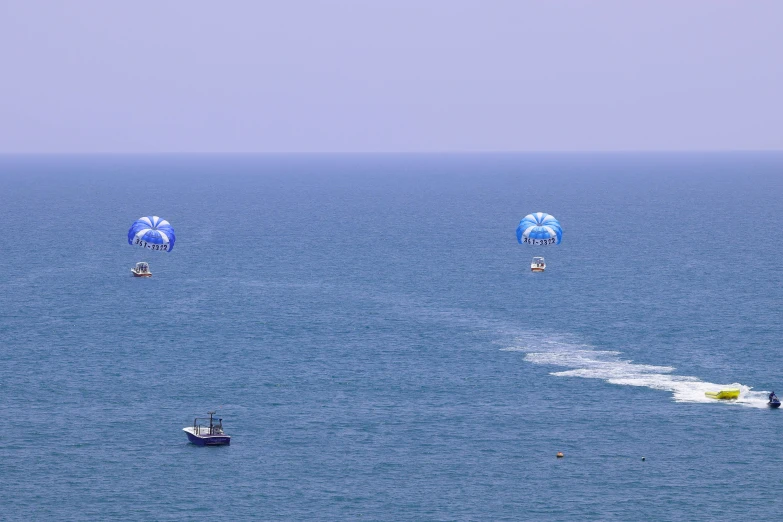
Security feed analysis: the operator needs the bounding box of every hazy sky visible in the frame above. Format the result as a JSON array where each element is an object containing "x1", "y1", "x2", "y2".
[{"x1": 1, "y1": 1, "x2": 781, "y2": 153}]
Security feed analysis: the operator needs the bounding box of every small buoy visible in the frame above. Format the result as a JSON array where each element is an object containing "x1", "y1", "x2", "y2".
[
  {"x1": 556, "y1": 452, "x2": 564, "y2": 458},
  {"x1": 642, "y1": 457, "x2": 646, "y2": 461}
]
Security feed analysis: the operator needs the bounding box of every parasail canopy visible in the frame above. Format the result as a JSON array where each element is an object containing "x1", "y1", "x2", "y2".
[
  {"x1": 516, "y1": 212, "x2": 562, "y2": 246},
  {"x1": 128, "y1": 216, "x2": 176, "y2": 252}
]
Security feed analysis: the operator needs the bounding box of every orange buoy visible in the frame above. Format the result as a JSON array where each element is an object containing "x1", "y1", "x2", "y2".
[{"x1": 556, "y1": 452, "x2": 564, "y2": 458}]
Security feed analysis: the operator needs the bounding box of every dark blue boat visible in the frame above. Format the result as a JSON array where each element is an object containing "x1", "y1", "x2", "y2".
[
  {"x1": 770, "y1": 399, "x2": 781, "y2": 409},
  {"x1": 183, "y1": 411, "x2": 231, "y2": 445}
]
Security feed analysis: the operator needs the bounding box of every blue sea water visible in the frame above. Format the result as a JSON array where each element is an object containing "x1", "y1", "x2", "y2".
[{"x1": 1, "y1": 153, "x2": 782, "y2": 520}]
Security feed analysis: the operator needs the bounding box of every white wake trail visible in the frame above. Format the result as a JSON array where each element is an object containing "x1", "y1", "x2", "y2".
[{"x1": 501, "y1": 333, "x2": 770, "y2": 408}]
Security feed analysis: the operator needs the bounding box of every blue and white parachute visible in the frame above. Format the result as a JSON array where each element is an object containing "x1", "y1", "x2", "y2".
[
  {"x1": 128, "y1": 216, "x2": 176, "y2": 252},
  {"x1": 516, "y1": 212, "x2": 562, "y2": 246}
]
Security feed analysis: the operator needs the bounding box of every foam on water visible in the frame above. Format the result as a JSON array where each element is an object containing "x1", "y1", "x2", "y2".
[{"x1": 502, "y1": 333, "x2": 770, "y2": 408}]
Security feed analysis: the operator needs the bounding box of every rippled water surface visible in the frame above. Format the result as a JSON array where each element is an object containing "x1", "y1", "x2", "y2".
[{"x1": 1, "y1": 153, "x2": 782, "y2": 520}]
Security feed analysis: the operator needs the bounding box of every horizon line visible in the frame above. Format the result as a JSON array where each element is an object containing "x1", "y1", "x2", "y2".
[{"x1": 1, "y1": 149, "x2": 782, "y2": 156}]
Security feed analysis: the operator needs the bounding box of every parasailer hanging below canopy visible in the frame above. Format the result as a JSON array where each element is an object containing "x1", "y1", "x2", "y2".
[
  {"x1": 128, "y1": 216, "x2": 176, "y2": 252},
  {"x1": 516, "y1": 212, "x2": 562, "y2": 272}
]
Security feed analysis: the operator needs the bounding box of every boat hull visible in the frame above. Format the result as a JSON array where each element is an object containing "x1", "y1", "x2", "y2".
[
  {"x1": 705, "y1": 389, "x2": 740, "y2": 400},
  {"x1": 185, "y1": 430, "x2": 230, "y2": 446},
  {"x1": 770, "y1": 401, "x2": 781, "y2": 409}
]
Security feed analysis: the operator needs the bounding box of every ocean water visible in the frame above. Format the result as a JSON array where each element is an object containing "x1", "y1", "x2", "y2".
[{"x1": 1, "y1": 153, "x2": 782, "y2": 520}]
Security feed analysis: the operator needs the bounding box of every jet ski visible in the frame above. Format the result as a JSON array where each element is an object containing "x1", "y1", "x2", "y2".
[{"x1": 769, "y1": 393, "x2": 781, "y2": 408}]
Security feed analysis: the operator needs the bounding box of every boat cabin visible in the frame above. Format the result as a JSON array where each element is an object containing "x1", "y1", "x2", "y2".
[
  {"x1": 531, "y1": 256, "x2": 546, "y2": 272},
  {"x1": 131, "y1": 262, "x2": 151, "y2": 277}
]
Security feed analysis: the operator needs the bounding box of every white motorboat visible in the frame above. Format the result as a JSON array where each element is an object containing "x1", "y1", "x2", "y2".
[{"x1": 131, "y1": 261, "x2": 152, "y2": 277}]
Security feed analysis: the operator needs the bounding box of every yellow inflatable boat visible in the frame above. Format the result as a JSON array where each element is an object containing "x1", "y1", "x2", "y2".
[{"x1": 705, "y1": 389, "x2": 740, "y2": 400}]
